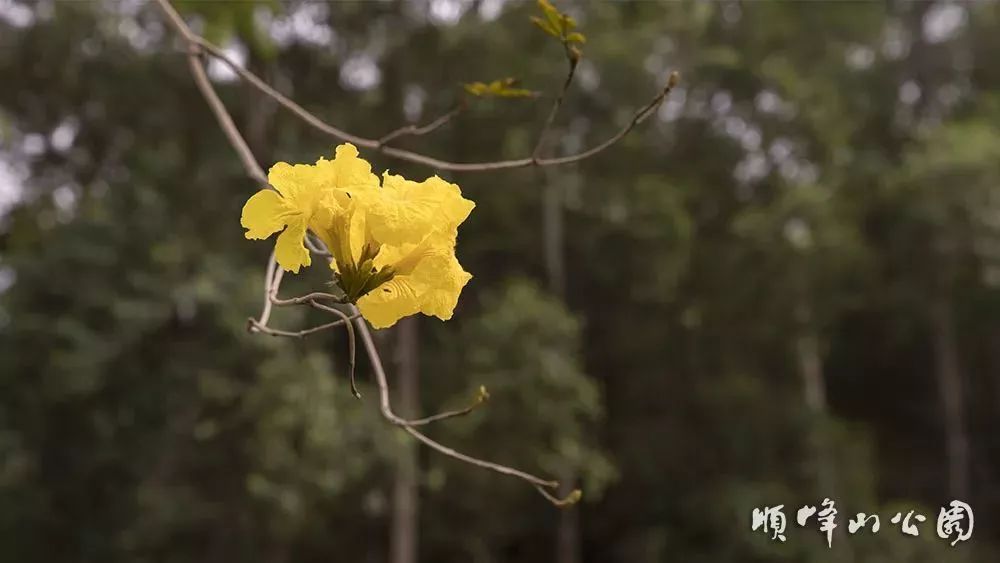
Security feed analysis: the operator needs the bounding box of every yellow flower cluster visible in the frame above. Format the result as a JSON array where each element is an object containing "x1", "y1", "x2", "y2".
[{"x1": 240, "y1": 143, "x2": 475, "y2": 329}]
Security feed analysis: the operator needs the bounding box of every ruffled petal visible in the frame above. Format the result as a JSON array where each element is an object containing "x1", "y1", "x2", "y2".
[
  {"x1": 422, "y1": 176, "x2": 475, "y2": 233},
  {"x1": 267, "y1": 161, "x2": 323, "y2": 209},
  {"x1": 357, "y1": 277, "x2": 424, "y2": 329},
  {"x1": 274, "y1": 216, "x2": 311, "y2": 273},
  {"x1": 364, "y1": 173, "x2": 474, "y2": 247},
  {"x1": 241, "y1": 189, "x2": 290, "y2": 240},
  {"x1": 359, "y1": 233, "x2": 471, "y2": 326},
  {"x1": 334, "y1": 143, "x2": 380, "y2": 191},
  {"x1": 411, "y1": 246, "x2": 472, "y2": 321},
  {"x1": 314, "y1": 143, "x2": 380, "y2": 196}
]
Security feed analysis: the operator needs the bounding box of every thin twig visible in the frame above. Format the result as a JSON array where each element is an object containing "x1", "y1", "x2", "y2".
[
  {"x1": 542, "y1": 70, "x2": 680, "y2": 167},
  {"x1": 405, "y1": 393, "x2": 487, "y2": 427},
  {"x1": 271, "y1": 291, "x2": 346, "y2": 307},
  {"x1": 305, "y1": 232, "x2": 330, "y2": 256},
  {"x1": 154, "y1": 0, "x2": 267, "y2": 184},
  {"x1": 253, "y1": 251, "x2": 279, "y2": 329},
  {"x1": 186, "y1": 48, "x2": 268, "y2": 184},
  {"x1": 350, "y1": 305, "x2": 581, "y2": 503},
  {"x1": 159, "y1": 6, "x2": 677, "y2": 174},
  {"x1": 247, "y1": 314, "x2": 359, "y2": 339},
  {"x1": 532, "y1": 55, "x2": 578, "y2": 159},
  {"x1": 246, "y1": 256, "x2": 359, "y2": 395},
  {"x1": 311, "y1": 301, "x2": 360, "y2": 398},
  {"x1": 535, "y1": 484, "x2": 582, "y2": 507},
  {"x1": 378, "y1": 103, "x2": 465, "y2": 147}
]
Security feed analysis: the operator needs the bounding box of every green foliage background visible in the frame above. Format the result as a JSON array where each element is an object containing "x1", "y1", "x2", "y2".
[{"x1": 1, "y1": 1, "x2": 998, "y2": 561}]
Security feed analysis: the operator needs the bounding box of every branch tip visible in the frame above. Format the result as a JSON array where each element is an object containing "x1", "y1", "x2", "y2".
[
  {"x1": 668, "y1": 70, "x2": 681, "y2": 89},
  {"x1": 159, "y1": 0, "x2": 673, "y2": 174},
  {"x1": 535, "y1": 485, "x2": 583, "y2": 507}
]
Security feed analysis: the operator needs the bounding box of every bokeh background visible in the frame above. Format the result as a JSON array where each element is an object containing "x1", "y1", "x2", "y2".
[{"x1": 2, "y1": 0, "x2": 999, "y2": 561}]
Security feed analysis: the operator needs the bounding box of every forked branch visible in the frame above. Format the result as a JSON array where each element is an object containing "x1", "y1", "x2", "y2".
[
  {"x1": 155, "y1": 0, "x2": 621, "y2": 506},
  {"x1": 350, "y1": 306, "x2": 567, "y2": 496},
  {"x1": 154, "y1": 0, "x2": 677, "y2": 174}
]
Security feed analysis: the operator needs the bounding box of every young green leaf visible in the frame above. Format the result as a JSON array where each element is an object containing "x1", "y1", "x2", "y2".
[
  {"x1": 530, "y1": 0, "x2": 586, "y2": 54},
  {"x1": 530, "y1": 15, "x2": 560, "y2": 38},
  {"x1": 463, "y1": 78, "x2": 537, "y2": 98}
]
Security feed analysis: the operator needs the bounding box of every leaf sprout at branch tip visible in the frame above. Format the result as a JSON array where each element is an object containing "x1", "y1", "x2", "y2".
[{"x1": 463, "y1": 78, "x2": 538, "y2": 98}]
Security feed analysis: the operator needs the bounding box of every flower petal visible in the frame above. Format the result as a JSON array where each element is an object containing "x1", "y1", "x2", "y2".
[
  {"x1": 422, "y1": 176, "x2": 475, "y2": 232},
  {"x1": 274, "y1": 216, "x2": 311, "y2": 273},
  {"x1": 360, "y1": 232, "x2": 471, "y2": 326},
  {"x1": 364, "y1": 173, "x2": 475, "y2": 246},
  {"x1": 241, "y1": 189, "x2": 290, "y2": 240},
  {"x1": 267, "y1": 161, "x2": 323, "y2": 208},
  {"x1": 357, "y1": 277, "x2": 423, "y2": 329},
  {"x1": 412, "y1": 249, "x2": 472, "y2": 321},
  {"x1": 331, "y1": 143, "x2": 380, "y2": 191}
]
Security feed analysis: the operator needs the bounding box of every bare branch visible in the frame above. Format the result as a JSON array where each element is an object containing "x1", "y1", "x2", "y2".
[
  {"x1": 253, "y1": 252, "x2": 280, "y2": 330},
  {"x1": 187, "y1": 49, "x2": 268, "y2": 184},
  {"x1": 247, "y1": 314, "x2": 359, "y2": 339},
  {"x1": 535, "y1": 485, "x2": 583, "y2": 507},
  {"x1": 305, "y1": 232, "x2": 331, "y2": 256},
  {"x1": 378, "y1": 103, "x2": 465, "y2": 147},
  {"x1": 155, "y1": 0, "x2": 267, "y2": 185},
  {"x1": 271, "y1": 291, "x2": 346, "y2": 307},
  {"x1": 532, "y1": 55, "x2": 579, "y2": 159},
  {"x1": 542, "y1": 70, "x2": 680, "y2": 167},
  {"x1": 350, "y1": 305, "x2": 587, "y2": 505},
  {"x1": 405, "y1": 388, "x2": 488, "y2": 426},
  {"x1": 310, "y1": 300, "x2": 360, "y2": 398},
  {"x1": 156, "y1": 0, "x2": 677, "y2": 174},
  {"x1": 247, "y1": 265, "x2": 360, "y2": 397}
]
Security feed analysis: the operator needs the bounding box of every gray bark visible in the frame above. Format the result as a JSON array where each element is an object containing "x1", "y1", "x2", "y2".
[{"x1": 390, "y1": 317, "x2": 420, "y2": 563}]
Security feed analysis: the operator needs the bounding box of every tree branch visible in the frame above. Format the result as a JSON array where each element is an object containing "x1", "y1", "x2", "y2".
[
  {"x1": 350, "y1": 306, "x2": 581, "y2": 504},
  {"x1": 155, "y1": 0, "x2": 588, "y2": 506},
  {"x1": 378, "y1": 103, "x2": 466, "y2": 147},
  {"x1": 156, "y1": 0, "x2": 677, "y2": 174},
  {"x1": 247, "y1": 315, "x2": 358, "y2": 338},
  {"x1": 253, "y1": 251, "x2": 280, "y2": 329},
  {"x1": 305, "y1": 232, "x2": 331, "y2": 256},
  {"x1": 155, "y1": 0, "x2": 268, "y2": 184},
  {"x1": 271, "y1": 291, "x2": 346, "y2": 307},
  {"x1": 404, "y1": 388, "x2": 487, "y2": 427},
  {"x1": 533, "y1": 54, "x2": 579, "y2": 159},
  {"x1": 310, "y1": 300, "x2": 360, "y2": 398}
]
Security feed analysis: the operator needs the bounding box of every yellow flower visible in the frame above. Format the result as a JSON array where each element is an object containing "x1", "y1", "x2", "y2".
[
  {"x1": 240, "y1": 143, "x2": 378, "y2": 273},
  {"x1": 241, "y1": 143, "x2": 475, "y2": 329},
  {"x1": 357, "y1": 231, "x2": 473, "y2": 329},
  {"x1": 315, "y1": 173, "x2": 475, "y2": 329}
]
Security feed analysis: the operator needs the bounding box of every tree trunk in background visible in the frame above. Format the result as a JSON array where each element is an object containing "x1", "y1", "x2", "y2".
[
  {"x1": 384, "y1": 2, "x2": 419, "y2": 560},
  {"x1": 794, "y1": 300, "x2": 833, "y2": 490},
  {"x1": 541, "y1": 169, "x2": 580, "y2": 563},
  {"x1": 390, "y1": 317, "x2": 420, "y2": 563},
  {"x1": 794, "y1": 299, "x2": 854, "y2": 562},
  {"x1": 931, "y1": 296, "x2": 970, "y2": 500},
  {"x1": 902, "y1": 0, "x2": 972, "y2": 505}
]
